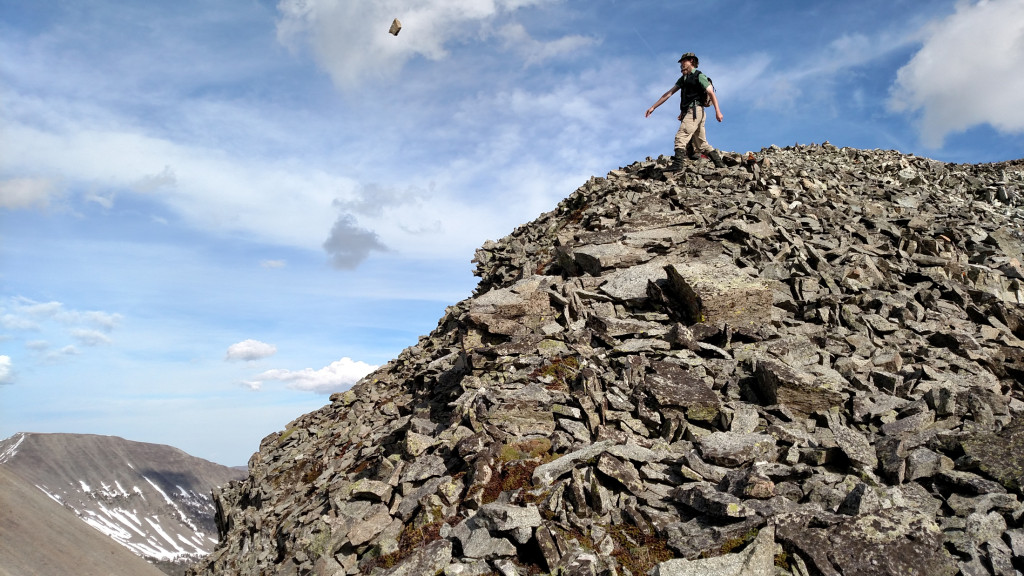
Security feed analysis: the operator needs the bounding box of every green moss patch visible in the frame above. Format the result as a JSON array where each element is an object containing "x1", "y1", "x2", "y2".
[
  {"x1": 530, "y1": 357, "x2": 580, "y2": 391},
  {"x1": 360, "y1": 520, "x2": 445, "y2": 574},
  {"x1": 609, "y1": 523, "x2": 674, "y2": 574}
]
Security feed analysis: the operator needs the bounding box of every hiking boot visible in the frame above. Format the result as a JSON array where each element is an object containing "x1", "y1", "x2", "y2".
[
  {"x1": 707, "y1": 149, "x2": 727, "y2": 169},
  {"x1": 665, "y1": 148, "x2": 686, "y2": 172}
]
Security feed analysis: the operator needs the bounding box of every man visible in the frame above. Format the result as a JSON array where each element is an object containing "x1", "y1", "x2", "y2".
[{"x1": 645, "y1": 52, "x2": 726, "y2": 169}]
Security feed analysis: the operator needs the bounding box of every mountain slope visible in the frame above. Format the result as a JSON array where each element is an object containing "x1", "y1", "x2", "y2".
[
  {"x1": 0, "y1": 433, "x2": 246, "y2": 571},
  {"x1": 0, "y1": 465, "x2": 166, "y2": 576},
  {"x1": 191, "y1": 145, "x2": 1024, "y2": 576}
]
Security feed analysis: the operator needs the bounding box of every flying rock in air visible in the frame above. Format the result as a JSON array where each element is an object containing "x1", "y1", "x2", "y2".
[{"x1": 389, "y1": 18, "x2": 401, "y2": 36}]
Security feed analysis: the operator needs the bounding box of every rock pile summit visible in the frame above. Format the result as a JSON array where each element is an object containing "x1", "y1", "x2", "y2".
[{"x1": 190, "y1": 144, "x2": 1024, "y2": 576}]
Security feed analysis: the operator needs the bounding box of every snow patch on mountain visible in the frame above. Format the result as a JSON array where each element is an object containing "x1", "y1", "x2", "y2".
[{"x1": 0, "y1": 433, "x2": 246, "y2": 568}]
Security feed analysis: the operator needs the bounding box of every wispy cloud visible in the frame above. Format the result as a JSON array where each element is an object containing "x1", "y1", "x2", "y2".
[
  {"x1": 1, "y1": 314, "x2": 40, "y2": 332},
  {"x1": 71, "y1": 329, "x2": 112, "y2": 347},
  {"x1": 2, "y1": 298, "x2": 121, "y2": 331},
  {"x1": 132, "y1": 166, "x2": 177, "y2": 193},
  {"x1": 497, "y1": 23, "x2": 598, "y2": 67},
  {"x1": 43, "y1": 345, "x2": 80, "y2": 363},
  {"x1": 275, "y1": 0, "x2": 562, "y2": 90},
  {"x1": 0, "y1": 298, "x2": 120, "y2": 369},
  {"x1": 723, "y1": 27, "x2": 918, "y2": 112},
  {"x1": 253, "y1": 357, "x2": 378, "y2": 394},
  {"x1": 889, "y1": 0, "x2": 1024, "y2": 147},
  {"x1": 0, "y1": 356, "x2": 13, "y2": 385},
  {"x1": 334, "y1": 183, "x2": 425, "y2": 219},
  {"x1": 1, "y1": 116, "x2": 352, "y2": 250},
  {"x1": 0, "y1": 177, "x2": 61, "y2": 210}
]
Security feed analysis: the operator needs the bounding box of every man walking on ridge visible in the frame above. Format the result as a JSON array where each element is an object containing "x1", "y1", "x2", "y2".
[{"x1": 646, "y1": 52, "x2": 726, "y2": 170}]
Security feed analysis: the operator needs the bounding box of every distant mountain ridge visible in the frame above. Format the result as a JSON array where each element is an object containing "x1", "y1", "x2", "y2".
[
  {"x1": 0, "y1": 465, "x2": 166, "y2": 576},
  {"x1": 0, "y1": 432, "x2": 246, "y2": 574}
]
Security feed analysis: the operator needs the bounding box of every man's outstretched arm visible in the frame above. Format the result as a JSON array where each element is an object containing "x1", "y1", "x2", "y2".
[{"x1": 645, "y1": 85, "x2": 679, "y2": 117}]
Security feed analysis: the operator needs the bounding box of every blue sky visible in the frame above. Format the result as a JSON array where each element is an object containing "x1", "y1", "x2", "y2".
[{"x1": 2, "y1": 0, "x2": 1023, "y2": 466}]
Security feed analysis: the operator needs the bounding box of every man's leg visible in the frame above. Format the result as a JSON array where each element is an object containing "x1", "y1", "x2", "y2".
[
  {"x1": 670, "y1": 109, "x2": 700, "y2": 171},
  {"x1": 691, "y1": 108, "x2": 710, "y2": 153},
  {"x1": 694, "y1": 108, "x2": 727, "y2": 168},
  {"x1": 686, "y1": 140, "x2": 700, "y2": 160}
]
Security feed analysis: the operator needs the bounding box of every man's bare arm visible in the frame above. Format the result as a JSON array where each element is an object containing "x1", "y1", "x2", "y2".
[
  {"x1": 645, "y1": 85, "x2": 679, "y2": 118},
  {"x1": 707, "y1": 85, "x2": 723, "y2": 122}
]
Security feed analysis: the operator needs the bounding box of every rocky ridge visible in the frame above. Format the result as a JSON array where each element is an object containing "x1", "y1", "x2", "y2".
[{"x1": 190, "y1": 144, "x2": 1024, "y2": 576}]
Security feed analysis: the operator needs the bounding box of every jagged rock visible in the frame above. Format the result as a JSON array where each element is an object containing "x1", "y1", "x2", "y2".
[
  {"x1": 651, "y1": 525, "x2": 775, "y2": 576},
  {"x1": 572, "y1": 242, "x2": 650, "y2": 275},
  {"x1": 645, "y1": 361, "x2": 721, "y2": 424},
  {"x1": 960, "y1": 414, "x2": 1024, "y2": 492},
  {"x1": 665, "y1": 258, "x2": 774, "y2": 327},
  {"x1": 188, "y1": 147, "x2": 1024, "y2": 576},
  {"x1": 904, "y1": 447, "x2": 953, "y2": 481},
  {"x1": 697, "y1": 432, "x2": 777, "y2": 468},
  {"x1": 457, "y1": 528, "x2": 517, "y2": 559},
  {"x1": 400, "y1": 453, "x2": 445, "y2": 483},
  {"x1": 595, "y1": 452, "x2": 644, "y2": 494},
  {"x1": 751, "y1": 357, "x2": 845, "y2": 416},
  {"x1": 380, "y1": 539, "x2": 452, "y2": 576},
  {"x1": 824, "y1": 411, "x2": 877, "y2": 470},
  {"x1": 474, "y1": 502, "x2": 543, "y2": 533},
  {"x1": 532, "y1": 441, "x2": 614, "y2": 486},
  {"x1": 347, "y1": 503, "x2": 392, "y2": 546},
  {"x1": 597, "y1": 261, "x2": 669, "y2": 305},
  {"x1": 776, "y1": 508, "x2": 957, "y2": 576},
  {"x1": 674, "y1": 482, "x2": 755, "y2": 519}
]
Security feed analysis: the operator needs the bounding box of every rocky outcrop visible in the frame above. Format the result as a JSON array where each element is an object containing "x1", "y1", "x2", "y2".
[{"x1": 188, "y1": 144, "x2": 1024, "y2": 576}]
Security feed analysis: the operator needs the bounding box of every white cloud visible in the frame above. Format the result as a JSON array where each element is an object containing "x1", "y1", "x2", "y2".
[
  {"x1": 0, "y1": 298, "x2": 122, "y2": 350},
  {"x1": 71, "y1": 329, "x2": 112, "y2": 346},
  {"x1": 84, "y1": 187, "x2": 115, "y2": 209},
  {"x1": 2, "y1": 102, "x2": 524, "y2": 263},
  {"x1": 260, "y1": 260, "x2": 287, "y2": 269},
  {"x1": 497, "y1": 23, "x2": 598, "y2": 67},
  {"x1": 6, "y1": 298, "x2": 121, "y2": 330},
  {"x1": 1, "y1": 314, "x2": 40, "y2": 332},
  {"x1": 0, "y1": 177, "x2": 62, "y2": 210},
  {"x1": 254, "y1": 357, "x2": 378, "y2": 394},
  {"x1": 132, "y1": 166, "x2": 177, "y2": 193},
  {"x1": 226, "y1": 339, "x2": 278, "y2": 362},
  {"x1": 889, "y1": 0, "x2": 1024, "y2": 147},
  {"x1": 335, "y1": 183, "x2": 425, "y2": 219},
  {"x1": 77, "y1": 311, "x2": 122, "y2": 331},
  {"x1": 0, "y1": 356, "x2": 12, "y2": 385},
  {"x1": 44, "y1": 345, "x2": 80, "y2": 362},
  {"x1": 729, "y1": 27, "x2": 917, "y2": 111},
  {"x1": 2, "y1": 116, "x2": 353, "y2": 253},
  {"x1": 276, "y1": 0, "x2": 560, "y2": 90}
]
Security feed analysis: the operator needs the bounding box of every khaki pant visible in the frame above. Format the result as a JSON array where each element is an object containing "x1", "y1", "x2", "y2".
[{"x1": 674, "y1": 106, "x2": 713, "y2": 154}]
